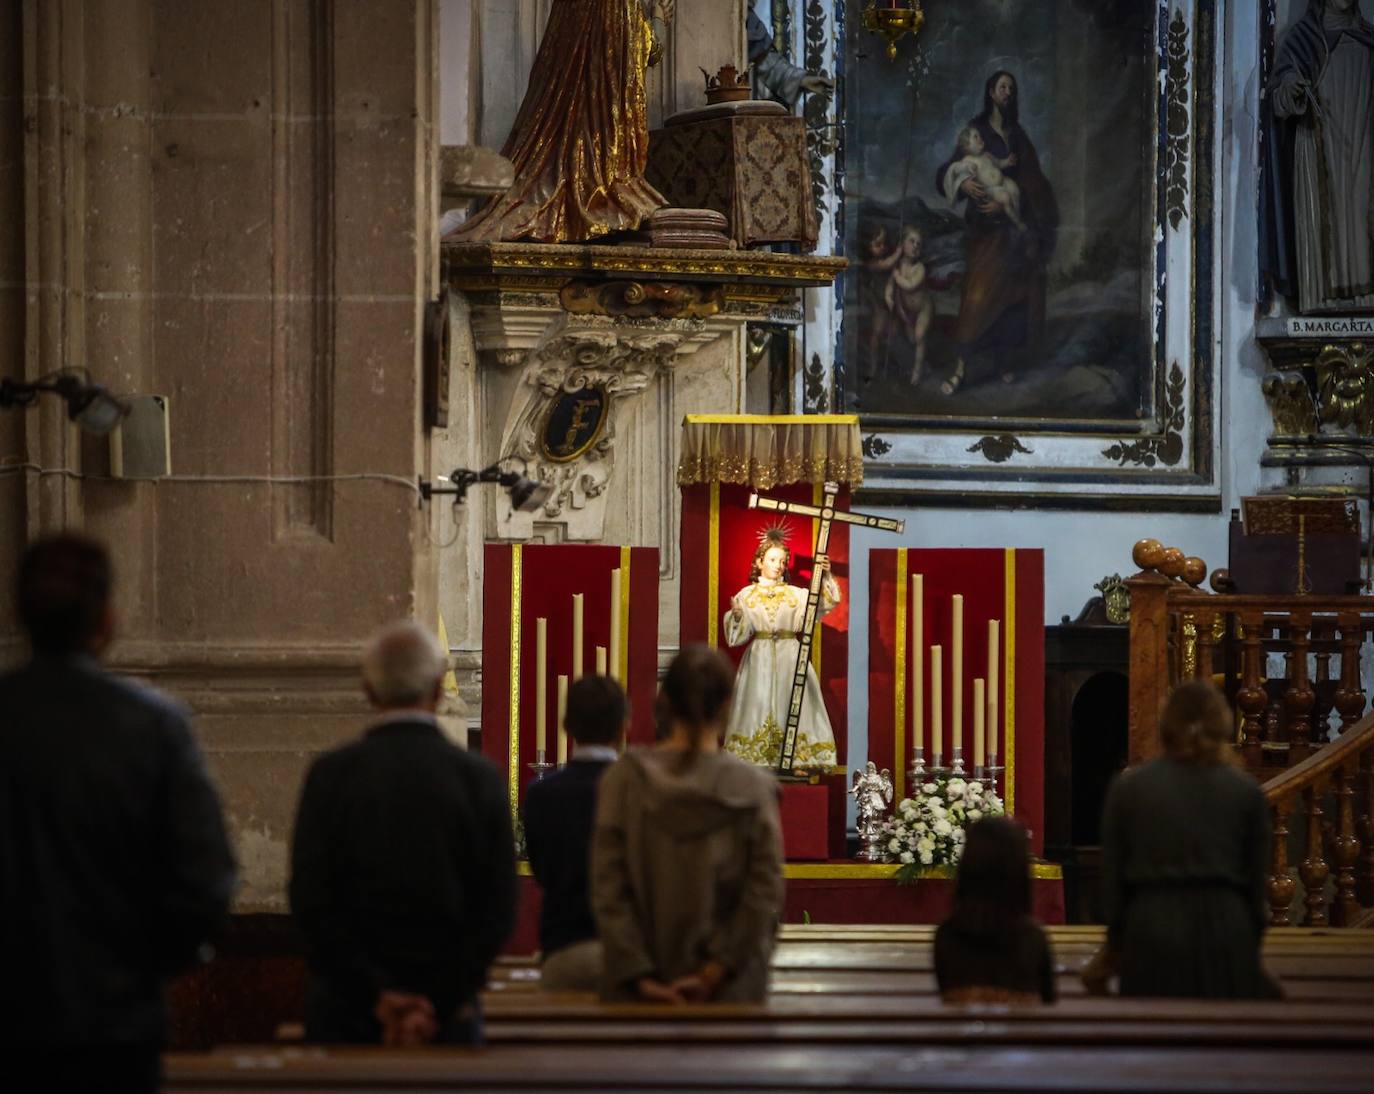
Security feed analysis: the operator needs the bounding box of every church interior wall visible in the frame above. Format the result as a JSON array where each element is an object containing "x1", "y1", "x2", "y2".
[
  {"x1": 438, "y1": 1, "x2": 1291, "y2": 780},
  {"x1": 1, "y1": 0, "x2": 1359, "y2": 908},
  {"x1": 1, "y1": 0, "x2": 446, "y2": 910}
]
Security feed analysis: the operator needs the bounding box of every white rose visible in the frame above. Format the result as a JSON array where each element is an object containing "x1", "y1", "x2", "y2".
[
  {"x1": 934, "y1": 818, "x2": 953, "y2": 836},
  {"x1": 899, "y1": 851, "x2": 914, "y2": 864},
  {"x1": 913, "y1": 821, "x2": 928, "y2": 833},
  {"x1": 952, "y1": 828, "x2": 965, "y2": 842},
  {"x1": 919, "y1": 850, "x2": 934, "y2": 865},
  {"x1": 946, "y1": 779, "x2": 966, "y2": 797},
  {"x1": 968, "y1": 808, "x2": 982, "y2": 821},
  {"x1": 888, "y1": 837, "x2": 901, "y2": 852},
  {"x1": 917, "y1": 837, "x2": 935, "y2": 854},
  {"x1": 922, "y1": 782, "x2": 939, "y2": 794}
]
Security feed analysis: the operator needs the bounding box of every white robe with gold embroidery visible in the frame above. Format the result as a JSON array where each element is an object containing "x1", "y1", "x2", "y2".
[{"x1": 722, "y1": 578, "x2": 840, "y2": 771}]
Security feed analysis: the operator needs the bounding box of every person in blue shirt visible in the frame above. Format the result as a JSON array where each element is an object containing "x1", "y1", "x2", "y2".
[{"x1": 523, "y1": 675, "x2": 628, "y2": 991}]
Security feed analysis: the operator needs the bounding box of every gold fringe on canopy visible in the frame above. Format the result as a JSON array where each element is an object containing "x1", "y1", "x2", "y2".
[{"x1": 677, "y1": 414, "x2": 864, "y2": 489}]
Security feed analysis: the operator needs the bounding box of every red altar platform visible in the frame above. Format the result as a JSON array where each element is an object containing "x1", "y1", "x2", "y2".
[
  {"x1": 868, "y1": 548, "x2": 1046, "y2": 855},
  {"x1": 503, "y1": 863, "x2": 1065, "y2": 954},
  {"x1": 481, "y1": 543, "x2": 659, "y2": 816},
  {"x1": 678, "y1": 414, "x2": 864, "y2": 858}
]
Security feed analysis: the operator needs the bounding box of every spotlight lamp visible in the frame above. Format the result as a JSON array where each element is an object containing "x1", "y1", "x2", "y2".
[
  {"x1": 1, "y1": 372, "x2": 131, "y2": 436},
  {"x1": 419, "y1": 463, "x2": 553, "y2": 514}
]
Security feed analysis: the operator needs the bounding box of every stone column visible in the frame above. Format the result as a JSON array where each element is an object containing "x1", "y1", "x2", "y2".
[{"x1": 0, "y1": 0, "x2": 442, "y2": 910}]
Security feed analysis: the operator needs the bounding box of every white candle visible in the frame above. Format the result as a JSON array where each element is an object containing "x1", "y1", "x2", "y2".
[
  {"x1": 930, "y1": 644, "x2": 943, "y2": 768},
  {"x1": 572, "y1": 593, "x2": 584, "y2": 682},
  {"x1": 912, "y1": 574, "x2": 924, "y2": 755},
  {"x1": 952, "y1": 595, "x2": 964, "y2": 756},
  {"x1": 557, "y1": 674, "x2": 569, "y2": 765},
  {"x1": 987, "y1": 618, "x2": 1000, "y2": 764},
  {"x1": 973, "y1": 678, "x2": 986, "y2": 770},
  {"x1": 595, "y1": 645, "x2": 607, "y2": 676},
  {"x1": 536, "y1": 617, "x2": 548, "y2": 753},
  {"x1": 609, "y1": 568, "x2": 622, "y2": 685}
]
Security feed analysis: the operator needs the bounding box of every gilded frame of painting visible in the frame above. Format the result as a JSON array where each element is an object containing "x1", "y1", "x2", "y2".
[{"x1": 824, "y1": 0, "x2": 1222, "y2": 511}]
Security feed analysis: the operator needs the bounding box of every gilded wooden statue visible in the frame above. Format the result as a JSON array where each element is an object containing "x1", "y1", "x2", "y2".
[{"x1": 451, "y1": 0, "x2": 673, "y2": 244}]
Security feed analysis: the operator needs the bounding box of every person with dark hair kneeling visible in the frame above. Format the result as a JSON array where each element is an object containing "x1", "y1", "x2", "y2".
[
  {"x1": 523, "y1": 675, "x2": 629, "y2": 991},
  {"x1": 935, "y1": 817, "x2": 1055, "y2": 1004},
  {"x1": 592, "y1": 645, "x2": 784, "y2": 1003}
]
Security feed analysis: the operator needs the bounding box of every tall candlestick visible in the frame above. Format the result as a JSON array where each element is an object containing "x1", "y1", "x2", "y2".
[
  {"x1": 951, "y1": 594, "x2": 964, "y2": 756},
  {"x1": 557, "y1": 674, "x2": 569, "y2": 765},
  {"x1": 609, "y1": 568, "x2": 622, "y2": 684},
  {"x1": 595, "y1": 645, "x2": 607, "y2": 676},
  {"x1": 912, "y1": 574, "x2": 924, "y2": 755},
  {"x1": 572, "y1": 593, "x2": 585, "y2": 682},
  {"x1": 973, "y1": 678, "x2": 986, "y2": 771},
  {"x1": 930, "y1": 644, "x2": 943, "y2": 768},
  {"x1": 536, "y1": 617, "x2": 548, "y2": 752},
  {"x1": 987, "y1": 618, "x2": 1000, "y2": 763}
]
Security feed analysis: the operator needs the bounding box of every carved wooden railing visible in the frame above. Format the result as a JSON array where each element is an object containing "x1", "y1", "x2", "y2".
[
  {"x1": 1126, "y1": 538, "x2": 1374, "y2": 926},
  {"x1": 1262, "y1": 716, "x2": 1374, "y2": 927}
]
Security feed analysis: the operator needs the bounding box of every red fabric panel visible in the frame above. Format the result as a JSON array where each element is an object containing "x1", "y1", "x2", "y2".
[
  {"x1": 1015, "y1": 549, "x2": 1046, "y2": 856},
  {"x1": 779, "y1": 784, "x2": 830, "y2": 860},
  {"x1": 677, "y1": 484, "x2": 710, "y2": 648},
  {"x1": 481, "y1": 544, "x2": 659, "y2": 808},
  {"x1": 502, "y1": 872, "x2": 1067, "y2": 953},
  {"x1": 780, "y1": 877, "x2": 1065, "y2": 928},
  {"x1": 626, "y1": 548, "x2": 659, "y2": 746},
  {"x1": 866, "y1": 551, "x2": 899, "y2": 781},
  {"x1": 678, "y1": 481, "x2": 851, "y2": 762},
  {"x1": 481, "y1": 543, "x2": 514, "y2": 778},
  {"x1": 869, "y1": 548, "x2": 1045, "y2": 855}
]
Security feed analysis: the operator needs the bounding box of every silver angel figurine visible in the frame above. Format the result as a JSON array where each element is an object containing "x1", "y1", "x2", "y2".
[{"x1": 849, "y1": 761, "x2": 894, "y2": 861}]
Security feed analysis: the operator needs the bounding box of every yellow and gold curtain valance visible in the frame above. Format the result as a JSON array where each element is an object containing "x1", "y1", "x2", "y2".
[{"x1": 677, "y1": 414, "x2": 864, "y2": 489}]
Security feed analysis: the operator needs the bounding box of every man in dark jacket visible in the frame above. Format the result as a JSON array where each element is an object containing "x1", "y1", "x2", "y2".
[
  {"x1": 0, "y1": 535, "x2": 237, "y2": 1092},
  {"x1": 522, "y1": 675, "x2": 627, "y2": 990},
  {"x1": 290, "y1": 621, "x2": 516, "y2": 1044}
]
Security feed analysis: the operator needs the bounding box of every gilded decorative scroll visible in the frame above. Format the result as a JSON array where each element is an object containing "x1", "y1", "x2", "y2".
[{"x1": 1102, "y1": 362, "x2": 1187, "y2": 468}]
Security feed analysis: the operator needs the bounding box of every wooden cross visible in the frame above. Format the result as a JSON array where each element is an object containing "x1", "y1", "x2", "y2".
[{"x1": 749, "y1": 483, "x2": 905, "y2": 773}]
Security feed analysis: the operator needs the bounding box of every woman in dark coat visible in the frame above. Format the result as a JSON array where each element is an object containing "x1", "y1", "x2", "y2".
[
  {"x1": 935, "y1": 70, "x2": 1058, "y2": 393},
  {"x1": 1101, "y1": 681, "x2": 1279, "y2": 999}
]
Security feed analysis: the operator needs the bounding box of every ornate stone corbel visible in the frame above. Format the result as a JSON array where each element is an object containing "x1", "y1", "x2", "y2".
[{"x1": 493, "y1": 315, "x2": 699, "y2": 540}]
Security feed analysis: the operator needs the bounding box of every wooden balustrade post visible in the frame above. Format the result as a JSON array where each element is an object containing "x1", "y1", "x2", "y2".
[
  {"x1": 1333, "y1": 612, "x2": 1366, "y2": 734},
  {"x1": 1127, "y1": 572, "x2": 1174, "y2": 764},
  {"x1": 1237, "y1": 610, "x2": 1267, "y2": 769},
  {"x1": 1285, "y1": 611, "x2": 1317, "y2": 764},
  {"x1": 1312, "y1": 618, "x2": 1335, "y2": 746},
  {"x1": 1359, "y1": 746, "x2": 1374, "y2": 907},
  {"x1": 1331, "y1": 767, "x2": 1361, "y2": 926},
  {"x1": 1299, "y1": 782, "x2": 1331, "y2": 927},
  {"x1": 1195, "y1": 608, "x2": 1218, "y2": 684},
  {"x1": 1269, "y1": 798, "x2": 1297, "y2": 927}
]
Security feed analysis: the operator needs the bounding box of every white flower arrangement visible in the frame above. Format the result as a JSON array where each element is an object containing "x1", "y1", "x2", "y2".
[{"x1": 882, "y1": 775, "x2": 1005, "y2": 882}]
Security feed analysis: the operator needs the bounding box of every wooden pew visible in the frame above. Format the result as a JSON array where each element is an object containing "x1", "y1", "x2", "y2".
[{"x1": 164, "y1": 1042, "x2": 1374, "y2": 1092}]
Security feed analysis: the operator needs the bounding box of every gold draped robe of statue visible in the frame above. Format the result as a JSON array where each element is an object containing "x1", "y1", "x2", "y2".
[{"x1": 453, "y1": 0, "x2": 666, "y2": 243}]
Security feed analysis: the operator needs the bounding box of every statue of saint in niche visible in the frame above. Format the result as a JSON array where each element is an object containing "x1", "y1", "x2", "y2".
[
  {"x1": 1264, "y1": 0, "x2": 1374, "y2": 313},
  {"x1": 451, "y1": 0, "x2": 672, "y2": 244}
]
